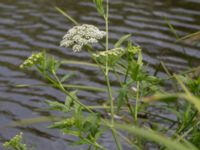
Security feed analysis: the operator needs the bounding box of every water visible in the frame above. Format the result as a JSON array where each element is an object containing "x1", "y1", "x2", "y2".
[{"x1": 0, "y1": 0, "x2": 200, "y2": 149}]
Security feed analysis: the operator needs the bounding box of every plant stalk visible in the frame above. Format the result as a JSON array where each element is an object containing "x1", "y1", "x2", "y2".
[{"x1": 134, "y1": 81, "x2": 140, "y2": 123}]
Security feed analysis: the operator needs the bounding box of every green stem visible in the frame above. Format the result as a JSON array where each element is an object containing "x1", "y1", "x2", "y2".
[
  {"x1": 111, "y1": 128, "x2": 123, "y2": 150},
  {"x1": 134, "y1": 81, "x2": 140, "y2": 124},
  {"x1": 16, "y1": 83, "x2": 106, "y2": 92},
  {"x1": 125, "y1": 95, "x2": 135, "y2": 121},
  {"x1": 113, "y1": 67, "x2": 136, "y2": 121},
  {"x1": 104, "y1": 0, "x2": 122, "y2": 149},
  {"x1": 105, "y1": 0, "x2": 109, "y2": 51},
  {"x1": 105, "y1": 74, "x2": 114, "y2": 124},
  {"x1": 177, "y1": 121, "x2": 200, "y2": 142},
  {"x1": 52, "y1": 71, "x2": 93, "y2": 113},
  {"x1": 37, "y1": 69, "x2": 90, "y2": 111},
  {"x1": 104, "y1": 0, "x2": 114, "y2": 124},
  {"x1": 105, "y1": 0, "x2": 109, "y2": 75}
]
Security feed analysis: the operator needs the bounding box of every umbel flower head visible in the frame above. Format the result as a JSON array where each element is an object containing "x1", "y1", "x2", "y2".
[
  {"x1": 60, "y1": 24, "x2": 106, "y2": 52},
  {"x1": 93, "y1": 48, "x2": 125, "y2": 66},
  {"x1": 20, "y1": 52, "x2": 44, "y2": 69},
  {"x1": 93, "y1": 48, "x2": 125, "y2": 58},
  {"x1": 3, "y1": 132, "x2": 27, "y2": 150}
]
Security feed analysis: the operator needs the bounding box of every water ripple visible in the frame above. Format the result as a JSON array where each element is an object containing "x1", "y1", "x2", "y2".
[{"x1": 0, "y1": 0, "x2": 199, "y2": 149}]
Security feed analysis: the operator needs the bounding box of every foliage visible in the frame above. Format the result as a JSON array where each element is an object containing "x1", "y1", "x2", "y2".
[
  {"x1": 4, "y1": 0, "x2": 200, "y2": 150},
  {"x1": 3, "y1": 133, "x2": 28, "y2": 150},
  {"x1": 93, "y1": 0, "x2": 105, "y2": 17}
]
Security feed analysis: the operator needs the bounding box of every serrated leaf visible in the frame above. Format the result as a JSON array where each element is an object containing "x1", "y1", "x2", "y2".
[
  {"x1": 54, "y1": 61, "x2": 61, "y2": 72},
  {"x1": 114, "y1": 34, "x2": 131, "y2": 48},
  {"x1": 49, "y1": 117, "x2": 75, "y2": 129},
  {"x1": 62, "y1": 129, "x2": 80, "y2": 137},
  {"x1": 83, "y1": 114, "x2": 100, "y2": 135},
  {"x1": 117, "y1": 84, "x2": 129, "y2": 112},
  {"x1": 45, "y1": 100, "x2": 70, "y2": 112},
  {"x1": 70, "y1": 138, "x2": 90, "y2": 145},
  {"x1": 65, "y1": 90, "x2": 80, "y2": 112},
  {"x1": 130, "y1": 63, "x2": 140, "y2": 81}
]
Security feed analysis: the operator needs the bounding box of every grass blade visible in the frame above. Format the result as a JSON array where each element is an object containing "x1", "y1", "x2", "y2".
[
  {"x1": 114, "y1": 123, "x2": 198, "y2": 150},
  {"x1": 15, "y1": 83, "x2": 106, "y2": 92},
  {"x1": 55, "y1": 7, "x2": 78, "y2": 25},
  {"x1": 114, "y1": 34, "x2": 131, "y2": 48}
]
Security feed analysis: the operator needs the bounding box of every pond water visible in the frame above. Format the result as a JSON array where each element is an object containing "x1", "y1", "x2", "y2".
[{"x1": 0, "y1": 0, "x2": 200, "y2": 149}]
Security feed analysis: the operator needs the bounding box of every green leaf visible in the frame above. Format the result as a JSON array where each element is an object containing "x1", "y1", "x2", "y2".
[
  {"x1": 144, "y1": 93, "x2": 178, "y2": 103},
  {"x1": 137, "y1": 48, "x2": 143, "y2": 67},
  {"x1": 130, "y1": 62, "x2": 140, "y2": 81},
  {"x1": 55, "y1": 7, "x2": 78, "y2": 25},
  {"x1": 61, "y1": 73, "x2": 75, "y2": 83},
  {"x1": 15, "y1": 83, "x2": 105, "y2": 92},
  {"x1": 54, "y1": 61, "x2": 61, "y2": 72},
  {"x1": 74, "y1": 109, "x2": 84, "y2": 128},
  {"x1": 83, "y1": 113, "x2": 100, "y2": 136},
  {"x1": 114, "y1": 123, "x2": 198, "y2": 150},
  {"x1": 114, "y1": 34, "x2": 132, "y2": 48},
  {"x1": 65, "y1": 90, "x2": 80, "y2": 112},
  {"x1": 164, "y1": 16, "x2": 179, "y2": 39},
  {"x1": 37, "y1": 52, "x2": 60, "y2": 75},
  {"x1": 93, "y1": 0, "x2": 105, "y2": 17},
  {"x1": 70, "y1": 138, "x2": 90, "y2": 145},
  {"x1": 49, "y1": 117, "x2": 75, "y2": 129},
  {"x1": 62, "y1": 129, "x2": 80, "y2": 137},
  {"x1": 177, "y1": 30, "x2": 200, "y2": 45},
  {"x1": 3, "y1": 133, "x2": 28, "y2": 150},
  {"x1": 46, "y1": 100, "x2": 70, "y2": 112},
  {"x1": 7, "y1": 116, "x2": 56, "y2": 127},
  {"x1": 117, "y1": 84, "x2": 129, "y2": 111}
]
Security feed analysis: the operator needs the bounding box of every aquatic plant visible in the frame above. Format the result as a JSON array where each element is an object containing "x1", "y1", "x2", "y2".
[{"x1": 4, "y1": 0, "x2": 200, "y2": 150}]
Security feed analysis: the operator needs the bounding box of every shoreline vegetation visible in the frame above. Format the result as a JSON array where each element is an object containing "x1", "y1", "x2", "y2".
[{"x1": 3, "y1": 0, "x2": 200, "y2": 150}]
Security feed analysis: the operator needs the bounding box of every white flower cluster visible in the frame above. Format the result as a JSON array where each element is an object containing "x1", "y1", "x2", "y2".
[{"x1": 60, "y1": 24, "x2": 106, "y2": 52}]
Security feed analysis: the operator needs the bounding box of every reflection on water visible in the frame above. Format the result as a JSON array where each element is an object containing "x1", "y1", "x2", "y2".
[{"x1": 0, "y1": 0, "x2": 199, "y2": 149}]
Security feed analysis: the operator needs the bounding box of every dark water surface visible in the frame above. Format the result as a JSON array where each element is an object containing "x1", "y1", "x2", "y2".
[{"x1": 0, "y1": 0, "x2": 200, "y2": 149}]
